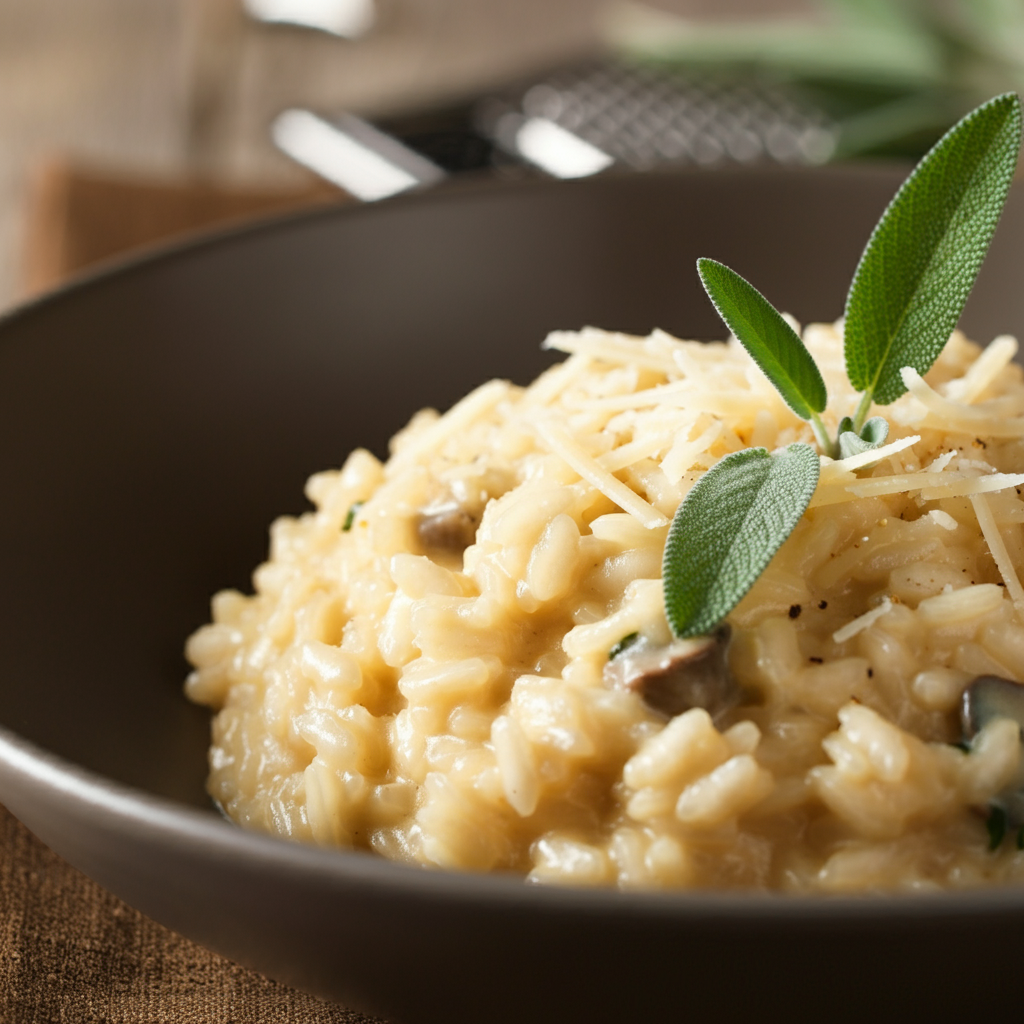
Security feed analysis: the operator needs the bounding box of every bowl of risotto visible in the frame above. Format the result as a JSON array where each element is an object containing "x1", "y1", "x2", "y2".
[{"x1": 1, "y1": 165, "x2": 1024, "y2": 1024}]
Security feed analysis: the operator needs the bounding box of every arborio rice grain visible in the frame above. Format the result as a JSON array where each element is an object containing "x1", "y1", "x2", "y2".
[{"x1": 186, "y1": 322, "x2": 1024, "y2": 892}]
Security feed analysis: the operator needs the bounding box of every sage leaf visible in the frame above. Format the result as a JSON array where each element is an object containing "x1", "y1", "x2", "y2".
[
  {"x1": 697, "y1": 258, "x2": 827, "y2": 419},
  {"x1": 662, "y1": 443, "x2": 820, "y2": 639},
  {"x1": 844, "y1": 92, "x2": 1022, "y2": 406},
  {"x1": 837, "y1": 416, "x2": 889, "y2": 459}
]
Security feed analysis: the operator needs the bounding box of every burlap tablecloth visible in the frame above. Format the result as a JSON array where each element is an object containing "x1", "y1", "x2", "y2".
[{"x1": 0, "y1": 803, "x2": 388, "y2": 1024}]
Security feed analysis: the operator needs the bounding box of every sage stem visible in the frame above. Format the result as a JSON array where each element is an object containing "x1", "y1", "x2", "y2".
[
  {"x1": 852, "y1": 389, "x2": 874, "y2": 433},
  {"x1": 810, "y1": 412, "x2": 836, "y2": 458}
]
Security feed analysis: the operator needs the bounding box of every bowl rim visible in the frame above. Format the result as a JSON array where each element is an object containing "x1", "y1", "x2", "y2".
[
  {"x1": 5, "y1": 715, "x2": 1024, "y2": 921},
  {"x1": 3, "y1": 161, "x2": 915, "y2": 338}
]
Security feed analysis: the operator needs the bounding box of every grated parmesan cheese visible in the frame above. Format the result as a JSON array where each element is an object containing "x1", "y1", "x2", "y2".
[
  {"x1": 826, "y1": 434, "x2": 922, "y2": 475},
  {"x1": 660, "y1": 419, "x2": 724, "y2": 484},
  {"x1": 926, "y1": 509, "x2": 959, "y2": 531},
  {"x1": 389, "y1": 378, "x2": 510, "y2": 470},
  {"x1": 543, "y1": 327, "x2": 681, "y2": 375},
  {"x1": 832, "y1": 597, "x2": 893, "y2": 644},
  {"x1": 970, "y1": 493, "x2": 1024, "y2": 606},
  {"x1": 943, "y1": 334, "x2": 1018, "y2": 403},
  {"x1": 898, "y1": 367, "x2": 1024, "y2": 437},
  {"x1": 536, "y1": 418, "x2": 669, "y2": 529}
]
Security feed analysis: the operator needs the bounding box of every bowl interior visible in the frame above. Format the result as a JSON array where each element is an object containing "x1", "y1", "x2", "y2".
[{"x1": 0, "y1": 165, "x2": 1022, "y2": 810}]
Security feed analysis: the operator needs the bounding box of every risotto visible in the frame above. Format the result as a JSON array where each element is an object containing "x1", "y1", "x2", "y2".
[{"x1": 185, "y1": 321, "x2": 1024, "y2": 892}]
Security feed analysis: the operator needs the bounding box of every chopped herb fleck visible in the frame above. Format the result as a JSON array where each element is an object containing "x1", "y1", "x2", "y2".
[
  {"x1": 988, "y1": 805, "x2": 1007, "y2": 850},
  {"x1": 609, "y1": 632, "x2": 640, "y2": 660},
  {"x1": 342, "y1": 502, "x2": 364, "y2": 532}
]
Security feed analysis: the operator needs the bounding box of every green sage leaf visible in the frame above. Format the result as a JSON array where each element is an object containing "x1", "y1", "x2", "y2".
[
  {"x1": 844, "y1": 92, "x2": 1022, "y2": 406},
  {"x1": 837, "y1": 416, "x2": 889, "y2": 459},
  {"x1": 697, "y1": 258, "x2": 827, "y2": 420},
  {"x1": 662, "y1": 443, "x2": 820, "y2": 639}
]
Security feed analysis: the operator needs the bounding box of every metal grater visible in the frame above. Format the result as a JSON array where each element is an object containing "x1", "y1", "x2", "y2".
[
  {"x1": 277, "y1": 59, "x2": 839, "y2": 198},
  {"x1": 474, "y1": 60, "x2": 838, "y2": 171}
]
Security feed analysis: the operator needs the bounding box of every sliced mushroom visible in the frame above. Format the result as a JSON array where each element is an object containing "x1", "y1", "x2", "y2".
[
  {"x1": 604, "y1": 626, "x2": 738, "y2": 720},
  {"x1": 961, "y1": 675, "x2": 1024, "y2": 827},
  {"x1": 962, "y1": 676, "x2": 1024, "y2": 738},
  {"x1": 417, "y1": 502, "x2": 478, "y2": 554}
]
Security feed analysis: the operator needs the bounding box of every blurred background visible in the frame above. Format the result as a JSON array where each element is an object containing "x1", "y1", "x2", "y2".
[{"x1": 8, "y1": 0, "x2": 1024, "y2": 309}]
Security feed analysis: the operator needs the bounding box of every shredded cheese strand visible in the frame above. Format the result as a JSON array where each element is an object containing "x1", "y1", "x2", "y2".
[
  {"x1": 943, "y1": 335, "x2": 1018, "y2": 403},
  {"x1": 833, "y1": 598, "x2": 893, "y2": 644},
  {"x1": 918, "y1": 473, "x2": 1024, "y2": 500},
  {"x1": 810, "y1": 468, "x2": 1024, "y2": 507},
  {"x1": 542, "y1": 328, "x2": 680, "y2": 374},
  {"x1": 842, "y1": 470, "x2": 1024, "y2": 500},
  {"x1": 577, "y1": 385, "x2": 758, "y2": 416},
  {"x1": 827, "y1": 434, "x2": 921, "y2": 475},
  {"x1": 389, "y1": 379, "x2": 510, "y2": 471},
  {"x1": 900, "y1": 367, "x2": 1024, "y2": 437},
  {"x1": 661, "y1": 420, "x2": 724, "y2": 484},
  {"x1": 598, "y1": 431, "x2": 676, "y2": 472},
  {"x1": 536, "y1": 419, "x2": 669, "y2": 529},
  {"x1": 926, "y1": 451, "x2": 956, "y2": 472},
  {"x1": 971, "y1": 493, "x2": 1024, "y2": 607},
  {"x1": 525, "y1": 353, "x2": 591, "y2": 407},
  {"x1": 927, "y1": 509, "x2": 959, "y2": 531}
]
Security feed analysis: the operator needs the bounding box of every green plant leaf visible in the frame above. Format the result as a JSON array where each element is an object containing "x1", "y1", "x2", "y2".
[
  {"x1": 697, "y1": 258, "x2": 828, "y2": 419},
  {"x1": 837, "y1": 416, "x2": 889, "y2": 459},
  {"x1": 844, "y1": 92, "x2": 1022, "y2": 406},
  {"x1": 662, "y1": 444, "x2": 820, "y2": 639}
]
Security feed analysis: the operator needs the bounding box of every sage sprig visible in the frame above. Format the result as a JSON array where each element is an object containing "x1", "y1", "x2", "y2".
[
  {"x1": 845, "y1": 92, "x2": 1022, "y2": 417},
  {"x1": 666, "y1": 92, "x2": 1022, "y2": 641},
  {"x1": 662, "y1": 445, "x2": 820, "y2": 639},
  {"x1": 696, "y1": 92, "x2": 1020, "y2": 455}
]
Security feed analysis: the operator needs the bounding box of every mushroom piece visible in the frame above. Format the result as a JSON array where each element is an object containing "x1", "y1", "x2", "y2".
[
  {"x1": 961, "y1": 675, "x2": 1024, "y2": 827},
  {"x1": 962, "y1": 676, "x2": 1024, "y2": 738},
  {"x1": 416, "y1": 502, "x2": 478, "y2": 554},
  {"x1": 604, "y1": 626, "x2": 738, "y2": 720}
]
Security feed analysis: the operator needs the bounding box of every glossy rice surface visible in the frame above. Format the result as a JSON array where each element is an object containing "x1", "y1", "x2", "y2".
[{"x1": 186, "y1": 324, "x2": 1024, "y2": 891}]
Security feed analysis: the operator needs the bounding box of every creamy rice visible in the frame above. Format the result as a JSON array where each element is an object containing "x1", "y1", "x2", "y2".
[{"x1": 186, "y1": 322, "x2": 1024, "y2": 892}]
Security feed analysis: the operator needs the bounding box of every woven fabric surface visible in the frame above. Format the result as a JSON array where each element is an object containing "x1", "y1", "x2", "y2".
[{"x1": 0, "y1": 803, "x2": 387, "y2": 1024}]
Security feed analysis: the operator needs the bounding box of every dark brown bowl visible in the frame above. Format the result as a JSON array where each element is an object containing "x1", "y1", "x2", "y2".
[{"x1": 0, "y1": 166, "x2": 1022, "y2": 1024}]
